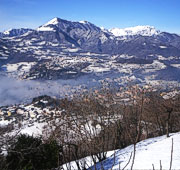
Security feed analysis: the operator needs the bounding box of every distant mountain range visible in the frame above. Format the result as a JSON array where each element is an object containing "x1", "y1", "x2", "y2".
[
  {"x1": 109, "y1": 25, "x2": 160, "y2": 37},
  {"x1": 0, "y1": 17, "x2": 180, "y2": 83},
  {"x1": 0, "y1": 28, "x2": 33, "y2": 38},
  {"x1": 1, "y1": 17, "x2": 180, "y2": 56}
]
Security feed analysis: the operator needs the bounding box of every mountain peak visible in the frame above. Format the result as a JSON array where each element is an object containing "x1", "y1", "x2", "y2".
[
  {"x1": 109, "y1": 25, "x2": 160, "y2": 37},
  {"x1": 37, "y1": 17, "x2": 100, "y2": 32},
  {"x1": 44, "y1": 17, "x2": 60, "y2": 26},
  {"x1": 37, "y1": 17, "x2": 61, "y2": 31}
]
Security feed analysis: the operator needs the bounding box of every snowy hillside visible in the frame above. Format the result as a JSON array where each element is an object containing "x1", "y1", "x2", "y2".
[
  {"x1": 2, "y1": 28, "x2": 33, "y2": 37},
  {"x1": 63, "y1": 132, "x2": 180, "y2": 169}
]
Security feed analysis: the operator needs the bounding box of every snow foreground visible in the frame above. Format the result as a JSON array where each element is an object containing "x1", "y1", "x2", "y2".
[{"x1": 63, "y1": 132, "x2": 180, "y2": 169}]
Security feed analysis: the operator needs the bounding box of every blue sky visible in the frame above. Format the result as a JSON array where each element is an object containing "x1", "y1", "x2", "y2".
[{"x1": 0, "y1": 0, "x2": 180, "y2": 33}]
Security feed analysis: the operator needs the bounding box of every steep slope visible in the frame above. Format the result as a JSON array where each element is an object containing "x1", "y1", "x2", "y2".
[
  {"x1": 91, "y1": 133, "x2": 180, "y2": 169},
  {"x1": 157, "y1": 32, "x2": 180, "y2": 49},
  {"x1": 63, "y1": 132, "x2": 180, "y2": 169}
]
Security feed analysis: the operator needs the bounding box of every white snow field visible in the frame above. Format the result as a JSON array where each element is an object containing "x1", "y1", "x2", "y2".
[{"x1": 63, "y1": 132, "x2": 180, "y2": 169}]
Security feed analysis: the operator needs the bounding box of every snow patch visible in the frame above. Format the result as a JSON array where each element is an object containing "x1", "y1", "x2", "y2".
[
  {"x1": 37, "y1": 26, "x2": 55, "y2": 32},
  {"x1": 159, "y1": 46, "x2": 167, "y2": 49},
  {"x1": 79, "y1": 20, "x2": 90, "y2": 24}
]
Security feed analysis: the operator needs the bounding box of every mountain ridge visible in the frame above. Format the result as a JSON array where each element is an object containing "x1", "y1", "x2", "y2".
[
  {"x1": 0, "y1": 17, "x2": 179, "y2": 37},
  {"x1": 109, "y1": 25, "x2": 160, "y2": 37},
  {"x1": 0, "y1": 17, "x2": 180, "y2": 82},
  {"x1": 0, "y1": 28, "x2": 33, "y2": 38}
]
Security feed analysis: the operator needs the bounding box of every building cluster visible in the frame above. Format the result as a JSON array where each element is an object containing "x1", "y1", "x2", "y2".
[{"x1": 0, "y1": 100, "x2": 63, "y2": 129}]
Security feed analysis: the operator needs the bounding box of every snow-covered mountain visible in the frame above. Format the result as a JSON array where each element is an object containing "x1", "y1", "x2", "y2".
[
  {"x1": 37, "y1": 17, "x2": 107, "y2": 49},
  {"x1": 37, "y1": 17, "x2": 100, "y2": 32},
  {"x1": 109, "y1": 25, "x2": 160, "y2": 37},
  {"x1": 1, "y1": 28, "x2": 33, "y2": 37},
  {"x1": 37, "y1": 17, "x2": 101, "y2": 33},
  {"x1": 0, "y1": 17, "x2": 180, "y2": 82}
]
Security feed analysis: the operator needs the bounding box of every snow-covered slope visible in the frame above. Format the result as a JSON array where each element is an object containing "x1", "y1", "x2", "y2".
[
  {"x1": 37, "y1": 18, "x2": 58, "y2": 31},
  {"x1": 63, "y1": 132, "x2": 180, "y2": 169},
  {"x1": 94, "y1": 133, "x2": 180, "y2": 169},
  {"x1": 3, "y1": 28, "x2": 33, "y2": 37},
  {"x1": 109, "y1": 25, "x2": 160, "y2": 37}
]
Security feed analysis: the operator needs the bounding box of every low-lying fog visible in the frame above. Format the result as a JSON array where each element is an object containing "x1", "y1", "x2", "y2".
[{"x1": 0, "y1": 75, "x2": 100, "y2": 106}]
